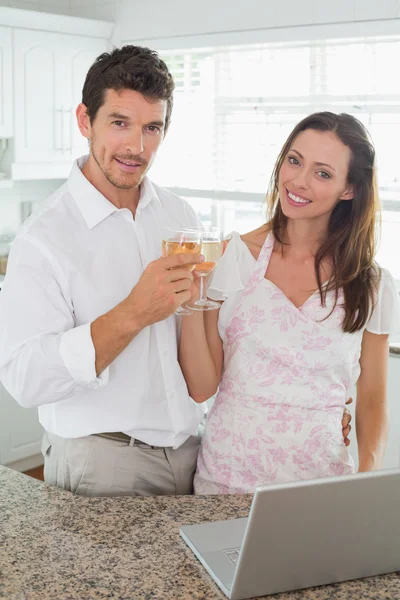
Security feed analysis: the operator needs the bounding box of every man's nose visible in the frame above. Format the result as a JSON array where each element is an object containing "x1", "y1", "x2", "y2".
[{"x1": 126, "y1": 128, "x2": 144, "y2": 155}]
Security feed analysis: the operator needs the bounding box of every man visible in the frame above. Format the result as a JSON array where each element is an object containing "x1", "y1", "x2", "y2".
[
  {"x1": 0, "y1": 46, "x2": 351, "y2": 497},
  {"x1": 0, "y1": 46, "x2": 206, "y2": 497}
]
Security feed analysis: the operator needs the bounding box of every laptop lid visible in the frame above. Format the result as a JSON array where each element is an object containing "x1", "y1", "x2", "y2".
[{"x1": 230, "y1": 469, "x2": 400, "y2": 600}]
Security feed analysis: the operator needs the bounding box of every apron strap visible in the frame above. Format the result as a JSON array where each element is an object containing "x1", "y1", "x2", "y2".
[{"x1": 245, "y1": 231, "x2": 274, "y2": 291}]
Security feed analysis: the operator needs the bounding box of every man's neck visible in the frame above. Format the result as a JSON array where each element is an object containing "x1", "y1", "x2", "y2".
[{"x1": 81, "y1": 156, "x2": 141, "y2": 217}]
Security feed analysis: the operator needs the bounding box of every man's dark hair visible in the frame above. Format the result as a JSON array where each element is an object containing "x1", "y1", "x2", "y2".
[{"x1": 82, "y1": 45, "x2": 175, "y2": 129}]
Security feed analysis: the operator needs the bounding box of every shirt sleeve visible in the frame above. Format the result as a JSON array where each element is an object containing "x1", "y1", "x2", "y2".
[
  {"x1": 0, "y1": 236, "x2": 108, "y2": 409},
  {"x1": 207, "y1": 232, "x2": 245, "y2": 301},
  {"x1": 366, "y1": 268, "x2": 400, "y2": 339}
]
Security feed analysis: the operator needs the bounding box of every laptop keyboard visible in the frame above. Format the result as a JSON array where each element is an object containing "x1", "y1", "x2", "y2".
[{"x1": 224, "y1": 547, "x2": 241, "y2": 564}]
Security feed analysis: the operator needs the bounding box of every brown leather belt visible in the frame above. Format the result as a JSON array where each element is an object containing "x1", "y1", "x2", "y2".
[{"x1": 94, "y1": 432, "x2": 136, "y2": 443}]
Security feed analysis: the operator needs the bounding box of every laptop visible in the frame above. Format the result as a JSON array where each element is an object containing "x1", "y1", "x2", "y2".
[{"x1": 180, "y1": 469, "x2": 400, "y2": 600}]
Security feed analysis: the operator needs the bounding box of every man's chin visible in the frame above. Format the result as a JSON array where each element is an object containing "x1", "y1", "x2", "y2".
[
  {"x1": 113, "y1": 181, "x2": 140, "y2": 190},
  {"x1": 106, "y1": 172, "x2": 143, "y2": 190}
]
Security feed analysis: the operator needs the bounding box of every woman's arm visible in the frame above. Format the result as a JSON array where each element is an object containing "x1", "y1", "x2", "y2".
[
  {"x1": 179, "y1": 301, "x2": 224, "y2": 404},
  {"x1": 356, "y1": 330, "x2": 390, "y2": 472}
]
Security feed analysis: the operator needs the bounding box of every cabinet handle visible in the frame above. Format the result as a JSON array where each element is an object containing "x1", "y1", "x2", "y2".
[
  {"x1": 63, "y1": 108, "x2": 72, "y2": 154},
  {"x1": 55, "y1": 108, "x2": 63, "y2": 151},
  {"x1": 60, "y1": 107, "x2": 64, "y2": 153}
]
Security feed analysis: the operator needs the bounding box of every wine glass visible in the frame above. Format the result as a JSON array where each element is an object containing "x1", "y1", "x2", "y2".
[
  {"x1": 162, "y1": 226, "x2": 202, "y2": 315},
  {"x1": 185, "y1": 225, "x2": 223, "y2": 311}
]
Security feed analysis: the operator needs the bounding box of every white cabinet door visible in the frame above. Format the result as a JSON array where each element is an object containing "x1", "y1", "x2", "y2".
[
  {"x1": 0, "y1": 383, "x2": 43, "y2": 468},
  {"x1": 64, "y1": 37, "x2": 107, "y2": 161},
  {"x1": 13, "y1": 29, "x2": 108, "y2": 167},
  {"x1": 0, "y1": 26, "x2": 13, "y2": 138},
  {"x1": 13, "y1": 29, "x2": 64, "y2": 164}
]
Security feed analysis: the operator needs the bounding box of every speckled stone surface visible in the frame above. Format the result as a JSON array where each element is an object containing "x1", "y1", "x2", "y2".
[{"x1": 1, "y1": 466, "x2": 400, "y2": 600}]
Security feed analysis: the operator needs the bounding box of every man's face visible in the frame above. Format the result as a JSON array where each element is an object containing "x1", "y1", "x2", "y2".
[{"x1": 80, "y1": 88, "x2": 167, "y2": 190}]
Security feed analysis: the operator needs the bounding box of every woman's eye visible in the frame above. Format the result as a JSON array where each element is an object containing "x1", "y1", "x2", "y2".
[
  {"x1": 318, "y1": 170, "x2": 331, "y2": 179},
  {"x1": 288, "y1": 156, "x2": 300, "y2": 165}
]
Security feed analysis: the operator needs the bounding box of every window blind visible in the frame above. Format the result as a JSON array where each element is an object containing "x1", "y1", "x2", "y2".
[{"x1": 149, "y1": 36, "x2": 400, "y2": 280}]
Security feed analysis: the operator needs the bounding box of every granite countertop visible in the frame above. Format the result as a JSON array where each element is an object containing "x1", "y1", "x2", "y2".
[{"x1": 1, "y1": 466, "x2": 400, "y2": 600}]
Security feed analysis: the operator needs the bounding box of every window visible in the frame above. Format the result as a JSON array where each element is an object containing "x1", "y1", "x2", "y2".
[{"x1": 150, "y1": 36, "x2": 400, "y2": 283}]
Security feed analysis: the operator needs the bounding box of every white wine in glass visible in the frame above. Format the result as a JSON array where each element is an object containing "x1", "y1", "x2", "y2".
[
  {"x1": 161, "y1": 239, "x2": 201, "y2": 272},
  {"x1": 162, "y1": 227, "x2": 201, "y2": 315},
  {"x1": 186, "y1": 226, "x2": 223, "y2": 311},
  {"x1": 192, "y1": 240, "x2": 223, "y2": 276}
]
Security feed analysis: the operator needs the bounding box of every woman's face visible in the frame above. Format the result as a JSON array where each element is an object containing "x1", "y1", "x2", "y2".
[{"x1": 278, "y1": 129, "x2": 354, "y2": 224}]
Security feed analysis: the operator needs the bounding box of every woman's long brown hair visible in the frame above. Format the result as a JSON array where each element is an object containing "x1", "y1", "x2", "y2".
[{"x1": 266, "y1": 112, "x2": 381, "y2": 333}]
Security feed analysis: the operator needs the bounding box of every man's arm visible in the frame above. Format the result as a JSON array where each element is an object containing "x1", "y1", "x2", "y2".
[
  {"x1": 0, "y1": 236, "x2": 202, "y2": 407},
  {"x1": 91, "y1": 252, "x2": 203, "y2": 375}
]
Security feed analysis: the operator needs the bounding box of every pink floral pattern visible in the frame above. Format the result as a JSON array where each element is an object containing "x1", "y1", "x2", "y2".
[{"x1": 194, "y1": 232, "x2": 360, "y2": 495}]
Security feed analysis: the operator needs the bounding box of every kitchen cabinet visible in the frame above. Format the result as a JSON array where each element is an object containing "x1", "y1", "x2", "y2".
[
  {"x1": 0, "y1": 382, "x2": 43, "y2": 471},
  {"x1": 12, "y1": 29, "x2": 107, "y2": 178},
  {"x1": 0, "y1": 26, "x2": 13, "y2": 138}
]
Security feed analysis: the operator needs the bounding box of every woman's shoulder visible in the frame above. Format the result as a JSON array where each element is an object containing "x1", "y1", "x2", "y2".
[
  {"x1": 221, "y1": 230, "x2": 253, "y2": 266},
  {"x1": 238, "y1": 224, "x2": 271, "y2": 261},
  {"x1": 207, "y1": 229, "x2": 263, "y2": 300},
  {"x1": 366, "y1": 265, "x2": 400, "y2": 337}
]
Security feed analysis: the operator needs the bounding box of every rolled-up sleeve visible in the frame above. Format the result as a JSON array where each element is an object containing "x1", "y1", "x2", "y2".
[
  {"x1": 0, "y1": 236, "x2": 108, "y2": 408},
  {"x1": 59, "y1": 323, "x2": 109, "y2": 387}
]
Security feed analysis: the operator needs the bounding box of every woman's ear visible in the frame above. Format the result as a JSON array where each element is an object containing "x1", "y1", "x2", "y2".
[{"x1": 339, "y1": 185, "x2": 354, "y2": 201}]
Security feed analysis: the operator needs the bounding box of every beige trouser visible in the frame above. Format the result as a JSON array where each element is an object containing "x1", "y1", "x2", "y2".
[{"x1": 41, "y1": 431, "x2": 201, "y2": 497}]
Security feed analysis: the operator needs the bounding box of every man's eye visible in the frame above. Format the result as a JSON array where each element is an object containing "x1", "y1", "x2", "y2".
[
  {"x1": 112, "y1": 121, "x2": 125, "y2": 127},
  {"x1": 147, "y1": 126, "x2": 161, "y2": 133}
]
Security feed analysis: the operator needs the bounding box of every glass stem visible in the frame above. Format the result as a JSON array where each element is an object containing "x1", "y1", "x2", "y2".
[{"x1": 199, "y1": 274, "x2": 206, "y2": 304}]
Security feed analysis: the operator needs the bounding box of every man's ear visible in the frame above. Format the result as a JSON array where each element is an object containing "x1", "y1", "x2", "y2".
[
  {"x1": 339, "y1": 184, "x2": 354, "y2": 201},
  {"x1": 76, "y1": 103, "x2": 91, "y2": 139}
]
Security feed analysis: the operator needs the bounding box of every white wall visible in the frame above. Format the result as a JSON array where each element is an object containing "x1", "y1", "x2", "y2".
[
  {"x1": 114, "y1": 0, "x2": 400, "y2": 46},
  {"x1": 347, "y1": 356, "x2": 400, "y2": 470},
  {"x1": 386, "y1": 356, "x2": 400, "y2": 469},
  {"x1": 0, "y1": 0, "x2": 116, "y2": 20}
]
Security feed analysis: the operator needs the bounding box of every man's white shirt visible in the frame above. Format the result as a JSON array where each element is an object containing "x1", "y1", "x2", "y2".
[{"x1": 0, "y1": 156, "x2": 205, "y2": 448}]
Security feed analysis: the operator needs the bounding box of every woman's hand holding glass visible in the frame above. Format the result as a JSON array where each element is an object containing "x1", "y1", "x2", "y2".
[{"x1": 186, "y1": 226, "x2": 224, "y2": 312}]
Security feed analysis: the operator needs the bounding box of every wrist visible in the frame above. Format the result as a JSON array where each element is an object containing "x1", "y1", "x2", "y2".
[
  {"x1": 97, "y1": 300, "x2": 144, "y2": 342},
  {"x1": 118, "y1": 298, "x2": 147, "y2": 336}
]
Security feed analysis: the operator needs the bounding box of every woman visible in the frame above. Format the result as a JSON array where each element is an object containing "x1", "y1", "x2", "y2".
[{"x1": 179, "y1": 112, "x2": 400, "y2": 495}]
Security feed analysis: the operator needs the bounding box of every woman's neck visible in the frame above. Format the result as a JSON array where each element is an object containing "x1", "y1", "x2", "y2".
[{"x1": 280, "y1": 220, "x2": 327, "y2": 259}]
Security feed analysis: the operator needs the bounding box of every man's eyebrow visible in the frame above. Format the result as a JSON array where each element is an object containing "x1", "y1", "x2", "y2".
[
  {"x1": 108, "y1": 112, "x2": 130, "y2": 120},
  {"x1": 146, "y1": 120, "x2": 165, "y2": 128}
]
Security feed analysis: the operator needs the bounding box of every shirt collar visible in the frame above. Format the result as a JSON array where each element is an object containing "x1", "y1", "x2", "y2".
[
  {"x1": 138, "y1": 176, "x2": 160, "y2": 212},
  {"x1": 68, "y1": 155, "x2": 159, "y2": 229}
]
